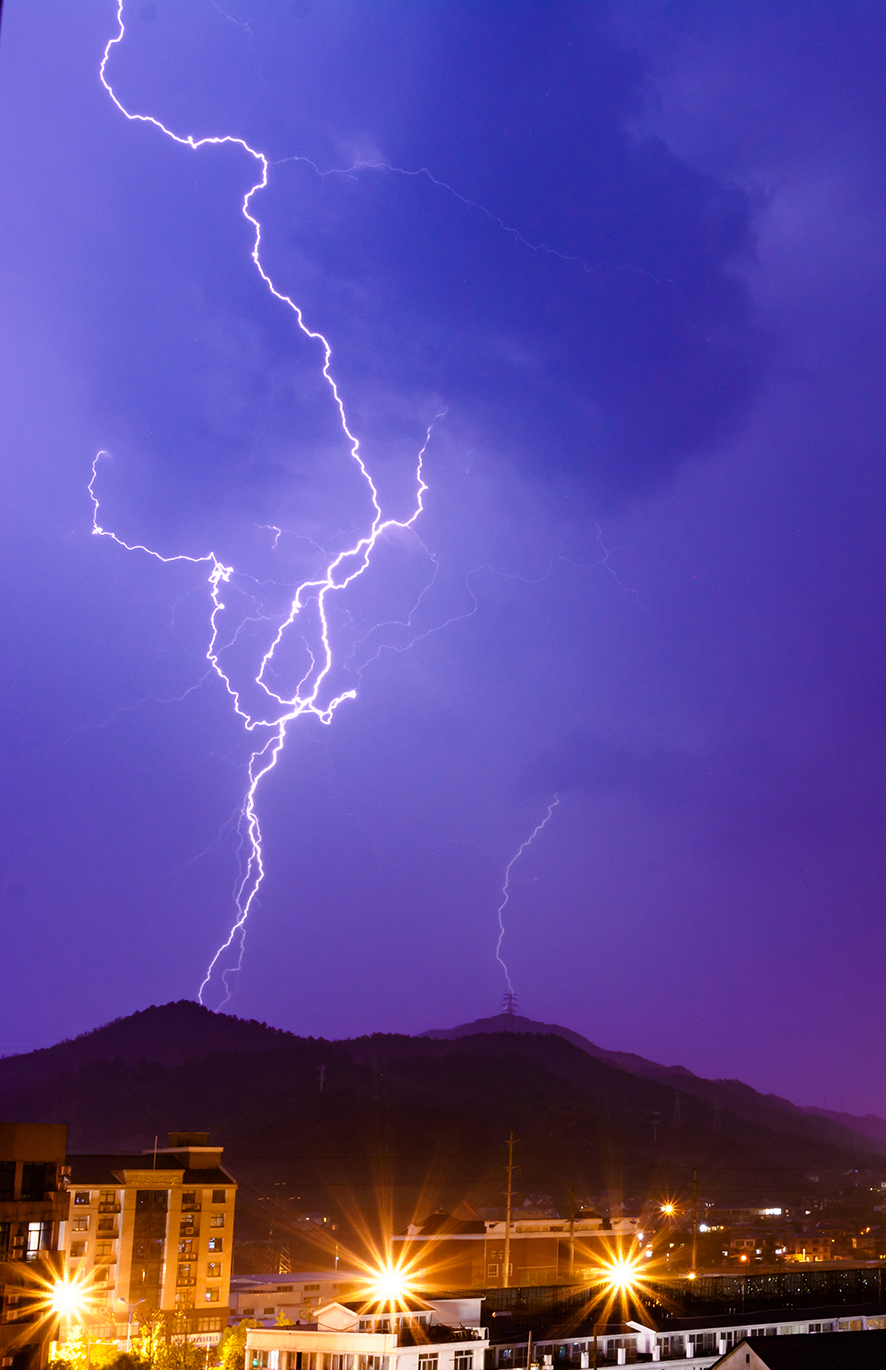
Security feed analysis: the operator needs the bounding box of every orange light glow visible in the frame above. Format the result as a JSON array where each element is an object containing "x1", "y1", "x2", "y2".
[{"x1": 363, "y1": 1264, "x2": 414, "y2": 1305}]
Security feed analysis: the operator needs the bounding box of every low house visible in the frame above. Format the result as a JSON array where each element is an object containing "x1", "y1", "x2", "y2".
[
  {"x1": 246, "y1": 1296, "x2": 487, "y2": 1370},
  {"x1": 712, "y1": 1330, "x2": 886, "y2": 1368}
]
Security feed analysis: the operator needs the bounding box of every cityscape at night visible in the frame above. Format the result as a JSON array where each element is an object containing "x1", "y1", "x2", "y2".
[{"x1": 4, "y1": 1, "x2": 886, "y2": 1368}]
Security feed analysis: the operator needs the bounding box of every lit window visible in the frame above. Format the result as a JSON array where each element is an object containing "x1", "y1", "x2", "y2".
[
  {"x1": 100, "y1": 1191, "x2": 116, "y2": 1205},
  {"x1": 208, "y1": 1237, "x2": 224, "y2": 1253},
  {"x1": 73, "y1": 1192, "x2": 91, "y2": 1206},
  {"x1": 304, "y1": 1284, "x2": 320, "y2": 1291},
  {"x1": 70, "y1": 1242, "x2": 87, "y2": 1258},
  {"x1": 207, "y1": 1263, "x2": 221, "y2": 1278},
  {"x1": 210, "y1": 1215, "x2": 225, "y2": 1228},
  {"x1": 205, "y1": 1289, "x2": 220, "y2": 1302},
  {"x1": 72, "y1": 1217, "x2": 89, "y2": 1232}
]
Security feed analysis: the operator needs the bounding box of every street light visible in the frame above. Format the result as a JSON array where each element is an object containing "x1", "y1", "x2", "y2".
[{"x1": 121, "y1": 1298, "x2": 145, "y2": 1352}]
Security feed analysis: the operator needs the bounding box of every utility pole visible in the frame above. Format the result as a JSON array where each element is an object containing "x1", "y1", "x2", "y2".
[
  {"x1": 504, "y1": 1133, "x2": 516, "y2": 1289},
  {"x1": 526, "y1": 1328, "x2": 533, "y2": 1370},
  {"x1": 569, "y1": 1186, "x2": 576, "y2": 1281},
  {"x1": 691, "y1": 1168, "x2": 698, "y2": 1273},
  {"x1": 592, "y1": 1323, "x2": 598, "y2": 1370}
]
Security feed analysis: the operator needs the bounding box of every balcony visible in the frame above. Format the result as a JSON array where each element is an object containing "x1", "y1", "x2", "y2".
[
  {"x1": 176, "y1": 1276, "x2": 196, "y2": 1287},
  {"x1": 180, "y1": 1203, "x2": 201, "y2": 1213},
  {"x1": 98, "y1": 1203, "x2": 121, "y2": 1214}
]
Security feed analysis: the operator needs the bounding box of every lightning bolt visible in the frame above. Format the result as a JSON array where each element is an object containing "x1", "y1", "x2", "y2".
[
  {"x1": 495, "y1": 795, "x2": 560, "y2": 994},
  {"x1": 94, "y1": 1, "x2": 433, "y2": 1008}
]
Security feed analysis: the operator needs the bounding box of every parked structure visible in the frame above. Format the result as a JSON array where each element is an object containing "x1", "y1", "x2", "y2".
[
  {"x1": 246, "y1": 1296, "x2": 487, "y2": 1370},
  {"x1": 60, "y1": 1131, "x2": 236, "y2": 1346},
  {"x1": 393, "y1": 1212, "x2": 641, "y2": 1289},
  {"x1": 0, "y1": 1122, "x2": 70, "y2": 1370}
]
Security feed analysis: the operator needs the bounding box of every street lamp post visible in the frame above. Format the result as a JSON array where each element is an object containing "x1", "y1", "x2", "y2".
[{"x1": 123, "y1": 1298, "x2": 146, "y2": 1352}]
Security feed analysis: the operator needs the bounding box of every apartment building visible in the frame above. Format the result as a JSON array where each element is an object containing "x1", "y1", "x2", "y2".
[
  {"x1": 0, "y1": 1123, "x2": 70, "y2": 1370},
  {"x1": 62, "y1": 1131, "x2": 236, "y2": 1345},
  {"x1": 393, "y1": 1211, "x2": 641, "y2": 1289}
]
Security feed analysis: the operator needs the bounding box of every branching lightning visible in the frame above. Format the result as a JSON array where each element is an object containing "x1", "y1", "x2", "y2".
[
  {"x1": 95, "y1": 1, "x2": 436, "y2": 1008},
  {"x1": 495, "y1": 795, "x2": 559, "y2": 994}
]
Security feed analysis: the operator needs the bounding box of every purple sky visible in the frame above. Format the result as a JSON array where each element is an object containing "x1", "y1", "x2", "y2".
[{"x1": 2, "y1": 1, "x2": 886, "y2": 1115}]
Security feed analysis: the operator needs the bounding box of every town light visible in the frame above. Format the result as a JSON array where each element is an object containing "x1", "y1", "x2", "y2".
[
  {"x1": 366, "y1": 1264, "x2": 413, "y2": 1304},
  {"x1": 49, "y1": 1277, "x2": 89, "y2": 1320},
  {"x1": 601, "y1": 1256, "x2": 641, "y2": 1295},
  {"x1": 661, "y1": 1203, "x2": 676, "y2": 1216}
]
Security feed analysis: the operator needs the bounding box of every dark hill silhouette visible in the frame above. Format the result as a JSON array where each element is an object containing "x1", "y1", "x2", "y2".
[{"x1": 1, "y1": 1002, "x2": 882, "y2": 1269}]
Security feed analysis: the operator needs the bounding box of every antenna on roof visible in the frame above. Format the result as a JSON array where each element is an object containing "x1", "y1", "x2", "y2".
[{"x1": 502, "y1": 992, "x2": 518, "y2": 1026}]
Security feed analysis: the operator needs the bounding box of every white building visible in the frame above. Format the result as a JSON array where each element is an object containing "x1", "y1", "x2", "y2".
[
  {"x1": 230, "y1": 1273, "x2": 365, "y2": 1325},
  {"x1": 246, "y1": 1296, "x2": 487, "y2": 1370}
]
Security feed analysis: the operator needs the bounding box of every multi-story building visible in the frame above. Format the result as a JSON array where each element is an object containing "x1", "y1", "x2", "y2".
[
  {"x1": 61, "y1": 1131, "x2": 236, "y2": 1347},
  {"x1": 393, "y1": 1212, "x2": 641, "y2": 1289},
  {"x1": 0, "y1": 1122, "x2": 70, "y2": 1370}
]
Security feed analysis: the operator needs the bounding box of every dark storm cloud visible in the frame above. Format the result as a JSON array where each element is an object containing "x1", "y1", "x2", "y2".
[
  {"x1": 251, "y1": 1, "x2": 769, "y2": 504},
  {"x1": 90, "y1": 1, "x2": 768, "y2": 525}
]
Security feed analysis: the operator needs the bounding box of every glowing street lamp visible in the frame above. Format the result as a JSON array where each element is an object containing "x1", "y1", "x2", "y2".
[{"x1": 365, "y1": 1264, "x2": 414, "y2": 1305}]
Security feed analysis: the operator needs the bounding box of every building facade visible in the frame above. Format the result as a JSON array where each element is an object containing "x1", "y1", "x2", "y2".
[
  {"x1": 61, "y1": 1131, "x2": 236, "y2": 1346},
  {"x1": 0, "y1": 1122, "x2": 70, "y2": 1370},
  {"x1": 246, "y1": 1296, "x2": 488, "y2": 1370},
  {"x1": 230, "y1": 1273, "x2": 364, "y2": 1325},
  {"x1": 393, "y1": 1213, "x2": 642, "y2": 1289}
]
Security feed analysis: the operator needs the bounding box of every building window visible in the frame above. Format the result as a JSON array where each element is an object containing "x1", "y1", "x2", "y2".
[
  {"x1": 70, "y1": 1242, "x2": 87, "y2": 1258},
  {"x1": 95, "y1": 1242, "x2": 114, "y2": 1259},
  {"x1": 179, "y1": 1240, "x2": 194, "y2": 1255},
  {"x1": 176, "y1": 1292, "x2": 195, "y2": 1309},
  {"x1": 100, "y1": 1191, "x2": 117, "y2": 1206},
  {"x1": 487, "y1": 1264, "x2": 499, "y2": 1277},
  {"x1": 455, "y1": 1355, "x2": 473, "y2": 1370},
  {"x1": 418, "y1": 1357, "x2": 438, "y2": 1370},
  {"x1": 183, "y1": 1191, "x2": 197, "y2": 1205},
  {"x1": 26, "y1": 1222, "x2": 51, "y2": 1259},
  {"x1": 207, "y1": 1263, "x2": 221, "y2": 1278},
  {"x1": 208, "y1": 1237, "x2": 223, "y2": 1252},
  {"x1": 73, "y1": 1192, "x2": 91, "y2": 1206},
  {"x1": 198, "y1": 1317, "x2": 224, "y2": 1333},
  {"x1": 212, "y1": 1189, "x2": 226, "y2": 1203},
  {"x1": 210, "y1": 1215, "x2": 225, "y2": 1228},
  {"x1": 72, "y1": 1217, "x2": 89, "y2": 1233},
  {"x1": 21, "y1": 1163, "x2": 52, "y2": 1201},
  {"x1": 242, "y1": 1308, "x2": 254, "y2": 1317},
  {"x1": 94, "y1": 1267, "x2": 110, "y2": 1285},
  {"x1": 0, "y1": 1163, "x2": 15, "y2": 1201},
  {"x1": 264, "y1": 1307, "x2": 275, "y2": 1315},
  {"x1": 205, "y1": 1289, "x2": 220, "y2": 1302},
  {"x1": 304, "y1": 1284, "x2": 320, "y2": 1291}
]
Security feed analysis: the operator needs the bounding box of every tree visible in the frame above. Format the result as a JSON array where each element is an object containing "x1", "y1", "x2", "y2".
[{"x1": 218, "y1": 1321, "x2": 254, "y2": 1370}]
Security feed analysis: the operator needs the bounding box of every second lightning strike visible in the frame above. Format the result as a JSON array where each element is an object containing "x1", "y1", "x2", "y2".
[{"x1": 94, "y1": 0, "x2": 436, "y2": 1007}]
